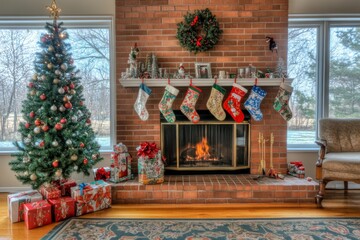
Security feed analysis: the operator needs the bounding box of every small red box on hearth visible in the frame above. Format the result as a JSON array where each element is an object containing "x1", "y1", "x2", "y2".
[
  {"x1": 23, "y1": 200, "x2": 52, "y2": 229},
  {"x1": 39, "y1": 185, "x2": 61, "y2": 199},
  {"x1": 48, "y1": 197, "x2": 75, "y2": 222}
]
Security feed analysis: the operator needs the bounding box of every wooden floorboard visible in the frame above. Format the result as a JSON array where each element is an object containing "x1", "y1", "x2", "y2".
[{"x1": 1, "y1": 190, "x2": 360, "y2": 240}]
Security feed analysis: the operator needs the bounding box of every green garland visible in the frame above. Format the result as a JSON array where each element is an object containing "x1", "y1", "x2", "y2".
[{"x1": 176, "y1": 8, "x2": 222, "y2": 54}]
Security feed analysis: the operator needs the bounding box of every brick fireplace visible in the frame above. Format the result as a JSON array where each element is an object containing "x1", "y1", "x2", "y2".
[{"x1": 116, "y1": 0, "x2": 289, "y2": 175}]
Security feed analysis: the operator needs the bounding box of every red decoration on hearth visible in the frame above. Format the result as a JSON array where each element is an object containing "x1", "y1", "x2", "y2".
[
  {"x1": 137, "y1": 142, "x2": 159, "y2": 159},
  {"x1": 94, "y1": 167, "x2": 110, "y2": 181}
]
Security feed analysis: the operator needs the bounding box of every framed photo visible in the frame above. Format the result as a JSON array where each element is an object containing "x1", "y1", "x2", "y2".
[{"x1": 195, "y1": 63, "x2": 212, "y2": 79}]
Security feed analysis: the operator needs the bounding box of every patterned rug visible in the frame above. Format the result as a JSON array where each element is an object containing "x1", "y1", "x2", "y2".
[{"x1": 42, "y1": 218, "x2": 360, "y2": 240}]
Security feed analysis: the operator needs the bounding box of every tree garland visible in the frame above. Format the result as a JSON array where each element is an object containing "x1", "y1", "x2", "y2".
[{"x1": 176, "y1": 8, "x2": 222, "y2": 54}]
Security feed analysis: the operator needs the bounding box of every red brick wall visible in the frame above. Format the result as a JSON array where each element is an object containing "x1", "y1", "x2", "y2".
[{"x1": 116, "y1": 0, "x2": 289, "y2": 174}]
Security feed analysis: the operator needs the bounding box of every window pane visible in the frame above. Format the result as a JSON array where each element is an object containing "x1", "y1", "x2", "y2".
[
  {"x1": 0, "y1": 27, "x2": 111, "y2": 150},
  {"x1": 329, "y1": 27, "x2": 360, "y2": 118},
  {"x1": 287, "y1": 27, "x2": 318, "y2": 145}
]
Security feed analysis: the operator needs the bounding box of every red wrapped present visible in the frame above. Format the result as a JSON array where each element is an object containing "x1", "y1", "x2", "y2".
[
  {"x1": 53, "y1": 179, "x2": 77, "y2": 196},
  {"x1": 48, "y1": 197, "x2": 75, "y2": 222},
  {"x1": 71, "y1": 181, "x2": 111, "y2": 216},
  {"x1": 23, "y1": 200, "x2": 52, "y2": 229},
  {"x1": 92, "y1": 167, "x2": 111, "y2": 181},
  {"x1": 39, "y1": 184, "x2": 61, "y2": 199},
  {"x1": 8, "y1": 190, "x2": 43, "y2": 223}
]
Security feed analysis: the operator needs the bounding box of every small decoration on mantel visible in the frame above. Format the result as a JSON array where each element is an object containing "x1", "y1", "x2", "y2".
[
  {"x1": 176, "y1": 8, "x2": 223, "y2": 54},
  {"x1": 266, "y1": 36, "x2": 277, "y2": 52}
]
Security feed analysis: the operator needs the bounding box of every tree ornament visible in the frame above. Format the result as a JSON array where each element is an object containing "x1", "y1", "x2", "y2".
[
  {"x1": 63, "y1": 96, "x2": 69, "y2": 102},
  {"x1": 60, "y1": 118, "x2": 67, "y2": 124},
  {"x1": 70, "y1": 89, "x2": 76, "y2": 95},
  {"x1": 71, "y1": 154, "x2": 78, "y2": 161},
  {"x1": 92, "y1": 154, "x2": 99, "y2": 160},
  {"x1": 86, "y1": 119, "x2": 91, "y2": 125},
  {"x1": 41, "y1": 75, "x2": 47, "y2": 81},
  {"x1": 176, "y1": 8, "x2": 223, "y2": 53},
  {"x1": 59, "y1": 105, "x2": 66, "y2": 112},
  {"x1": 32, "y1": 73, "x2": 38, "y2": 80},
  {"x1": 39, "y1": 140, "x2": 45, "y2": 148},
  {"x1": 64, "y1": 102, "x2": 72, "y2": 109},
  {"x1": 59, "y1": 32, "x2": 67, "y2": 39},
  {"x1": 40, "y1": 93, "x2": 47, "y2": 100},
  {"x1": 79, "y1": 142, "x2": 85, "y2": 148},
  {"x1": 48, "y1": 45, "x2": 54, "y2": 52},
  {"x1": 55, "y1": 69, "x2": 62, "y2": 75},
  {"x1": 42, "y1": 125, "x2": 49, "y2": 132},
  {"x1": 66, "y1": 139, "x2": 72, "y2": 145},
  {"x1": 29, "y1": 111, "x2": 35, "y2": 118},
  {"x1": 61, "y1": 63, "x2": 68, "y2": 70},
  {"x1": 28, "y1": 82, "x2": 34, "y2": 88},
  {"x1": 25, "y1": 122, "x2": 30, "y2": 129},
  {"x1": 30, "y1": 90, "x2": 37, "y2": 96},
  {"x1": 52, "y1": 159, "x2": 59, "y2": 168},
  {"x1": 23, "y1": 156, "x2": 30, "y2": 163},
  {"x1": 83, "y1": 158, "x2": 88, "y2": 165},
  {"x1": 30, "y1": 173, "x2": 37, "y2": 181},
  {"x1": 33, "y1": 127, "x2": 41, "y2": 134},
  {"x1": 63, "y1": 86, "x2": 69, "y2": 92},
  {"x1": 58, "y1": 88, "x2": 65, "y2": 94},
  {"x1": 69, "y1": 82, "x2": 75, "y2": 89},
  {"x1": 34, "y1": 118, "x2": 42, "y2": 126},
  {"x1": 55, "y1": 123, "x2": 63, "y2": 131},
  {"x1": 52, "y1": 140, "x2": 59, "y2": 147},
  {"x1": 53, "y1": 78, "x2": 60, "y2": 84},
  {"x1": 51, "y1": 105, "x2": 57, "y2": 111},
  {"x1": 71, "y1": 116, "x2": 78, "y2": 122},
  {"x1": 47, "y1": 63, "x2": 53, "y2": 69},
  {"x1": 55, "y1": 169, "x2": 62, "y2": 177}
]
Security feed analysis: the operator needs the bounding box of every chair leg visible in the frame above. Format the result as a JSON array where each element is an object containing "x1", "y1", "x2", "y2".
[
  {"x1": 316, "y1": 180, "x2": 327, "y2": 208},
  {"x1": 344, "y1": 181, "x2": 348, "y2": 195}
]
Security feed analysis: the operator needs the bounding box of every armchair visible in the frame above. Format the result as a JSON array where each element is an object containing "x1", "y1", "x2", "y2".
[{"x1": 315, "y1": 118, "x2": 360, "y2": 207}]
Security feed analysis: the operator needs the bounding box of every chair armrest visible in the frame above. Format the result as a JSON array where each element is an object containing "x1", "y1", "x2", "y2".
[{"x1": 315, "y1": 140, "x2": 327, "y2": 167}]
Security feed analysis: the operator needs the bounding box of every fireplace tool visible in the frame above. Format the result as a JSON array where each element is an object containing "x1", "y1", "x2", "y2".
[{"x1": 267, "y1": 133, "x2": 285, "y2": 179}]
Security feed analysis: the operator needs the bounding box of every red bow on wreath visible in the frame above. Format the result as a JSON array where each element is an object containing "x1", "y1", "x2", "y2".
[
  {"x1": 95, "y1": 167, "x2": 110, "y2": 181},
  {"x1": 196, "y1": 36, "x2": 203, "y2": 47},
  {"x1": 137, "y1": 142, "x2": 159, "y2": 159},
  {"x1": 191, "y1": 15, "x2": 199, "y2": 26}
]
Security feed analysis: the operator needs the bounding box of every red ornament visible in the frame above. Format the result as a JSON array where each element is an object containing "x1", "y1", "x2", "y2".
[
  {"x1": 60, "y1": 118, "x2": 67, "y2": 124},
  {"x1": 34, "y1": 118, "x2": 42, "y2": 126},
  {"x1": 86, "y1": 119, "x2": 91, "y2": 125},
  {"x1": 79, "y1": 142, "x2": 85, "y2": 148},
  {"x1": 40, "y1": 93, "x2": 46, "y2": 100},
  {"x1": 52, "y1": 160, "x2": 59, "y2": 168},
  {"x1": 25, "y1": 122, "x2": 30, "y2": 129},
  {"x1": 28, "y1": 82, "x2": 34, "y2": 88},
  {"x1": 63, "y1": 86, "x2": 69, "y2": 92},
  {"x1": 39, "y1": 141, "x2": 45, "y2": 148},
  {"x1": 64, "y1": 102, "x2": 72, "y2": 109},
  {"x1": 55, "y1": 123, "x2": 63, "y2": 131},
  {"x1": 29, "y1": 111, "x2": 35, "y2": 118},
  {"x1": 42, "y1": 125, "x2": 49, "y2": 132},
  {"x1": 69, "y1": 83, "x2": 75, "y2": 89},
  {"x1": 83, "y1": 158, "x2": 88, "y2": 165}
]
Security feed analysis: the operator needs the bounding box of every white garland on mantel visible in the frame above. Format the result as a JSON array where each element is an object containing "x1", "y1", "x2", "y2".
[{"x1": 119, "y1": 78, "x2": 293, "y2": 87}]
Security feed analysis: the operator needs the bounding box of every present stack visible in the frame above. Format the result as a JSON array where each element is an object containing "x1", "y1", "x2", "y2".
[
  {"x1": 288, "y1": 161, "x2": 305, "y2": 178},
  {"x1": 109, "y1": 143, "x2": 133, "y2": 183},
  {"x1": 8, "y1": 190, "x2": 43, "y2": 223}
]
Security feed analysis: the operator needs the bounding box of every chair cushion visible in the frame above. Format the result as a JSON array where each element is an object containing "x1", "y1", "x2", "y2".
[
  {"x1": 322, "y1": 152, "x2": 360, "y2": 179},
  {"x1": 319, "y1": 119, "x2": 360, "y2": 152}
]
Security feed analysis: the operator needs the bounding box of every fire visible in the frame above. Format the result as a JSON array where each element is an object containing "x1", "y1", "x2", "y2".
[{"x1": 195, "y1": 137, "x2": 211, "y2": 160}]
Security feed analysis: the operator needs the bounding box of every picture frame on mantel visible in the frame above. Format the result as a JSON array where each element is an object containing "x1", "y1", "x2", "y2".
[{"x1": 195, "y1": 63, "x2": 212, "y2": 79}]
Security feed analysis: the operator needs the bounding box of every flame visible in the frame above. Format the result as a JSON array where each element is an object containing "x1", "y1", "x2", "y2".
[{"x1": 195, "y1": 138, "x2": 211, "y2": 160}]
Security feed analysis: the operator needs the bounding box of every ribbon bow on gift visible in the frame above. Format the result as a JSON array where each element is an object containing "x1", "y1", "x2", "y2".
[
  {"x1": 95, "y1": 168, "x2": 110, "y2": 181},
  {"x1": 79, "y1": 183, "x2": 91, "y2": 196},
  {"x1": 137, "y1": 142, "x2": 159, "y2": 159}
]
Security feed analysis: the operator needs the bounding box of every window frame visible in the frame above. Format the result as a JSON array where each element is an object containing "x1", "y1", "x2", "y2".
[
  {"x1": 288, "y1": 15, "x2": 360, "y2": 150},
  {"x1": 0, "y1": 16, "x2": 116, "y2": 154}
]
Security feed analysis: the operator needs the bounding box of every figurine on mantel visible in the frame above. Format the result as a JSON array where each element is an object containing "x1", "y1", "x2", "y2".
[
  {"x1": 178, "y1": 63, "x2": 185, "y2": 78},
  {"x1": 128, "y1": 43, "x2": 139, "y2": 78}
]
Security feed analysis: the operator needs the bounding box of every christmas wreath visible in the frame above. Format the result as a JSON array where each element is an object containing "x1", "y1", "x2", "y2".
[{"x1": 176, "y1": 8, "x2": 222, "y2": 53}]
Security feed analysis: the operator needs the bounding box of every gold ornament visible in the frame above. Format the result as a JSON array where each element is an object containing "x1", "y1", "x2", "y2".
[
  {"x1": 55, "y1": 169, "x2": 62, "y2": 177},
  {"x1": 46, "y1": 0, "x2": 61, "y2": 20},
  {"x1": 71, "y1": 154, "x2": 78, "y2": 161},
  {"x1": 30, "y1": 173, "x2": 37, "y2": 181}
]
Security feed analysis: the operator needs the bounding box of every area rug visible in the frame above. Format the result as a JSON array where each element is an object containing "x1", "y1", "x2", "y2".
[{"x1": 42, "y1": 218, "x2": 360, "y2": 240}]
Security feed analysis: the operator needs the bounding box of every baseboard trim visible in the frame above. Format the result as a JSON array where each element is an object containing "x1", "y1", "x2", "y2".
[{"x1": 0, "y1": 187, "x2": 31, "y2": 193}]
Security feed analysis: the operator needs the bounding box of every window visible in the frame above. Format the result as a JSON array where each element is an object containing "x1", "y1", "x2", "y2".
[
  {"x1": 288, "y1": 18, "x2": 360, "y2": 149},
  {"x1": 0, "y1": 17, "x2": 114, "y2": 152}
]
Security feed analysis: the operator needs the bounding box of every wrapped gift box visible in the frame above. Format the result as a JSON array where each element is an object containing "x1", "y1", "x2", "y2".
[
  {"x1": 93, "y1": 167, "x2": 111, "y2": 181},
  {"x1": 8, "y1": 190, "x2": 43, "y2": 223},
  {"x1": 52, "y1": 179, "x2": 77, "y2": 197},
  {"x1": 48, "y1": 197, "x2": 75, "y2": 222},
  {"x1": 71, "y1": 180, "x2": 111, "y2": 216},
  {"x1": 23, "y1": 200, "x2": 52, "y2": 229},
  {"x1": 138, "y1": 151, "x2": 164, "y2": 185},
  {"x1": 39, "y1": 185, "x2": 61, "y2": 199}
]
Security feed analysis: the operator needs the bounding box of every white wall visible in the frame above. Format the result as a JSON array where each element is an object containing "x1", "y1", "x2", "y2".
[{"x1": 289, "y1": 0, "x2": 360, "y2": 14}]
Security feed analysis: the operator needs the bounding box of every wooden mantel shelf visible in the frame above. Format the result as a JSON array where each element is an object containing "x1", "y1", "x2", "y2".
[{"x1": 119, "y1": 78, "x2": 292, "y2": 87}]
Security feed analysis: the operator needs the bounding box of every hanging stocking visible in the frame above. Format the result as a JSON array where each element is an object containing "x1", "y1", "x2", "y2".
[
  {"x1": 273, "y1": 82, "x2": 293, "y2": 121},
  {"x1": 134, "y1": 83, "x2": 152, "y2": 121},
  {"x1": 180, "y1": 85, "x2": 202, "y2": 123},
  {"x1": 207, "y1": 83, "x2": 227, "y2": 121},
  {"x1": 159, "y1": 84, "x2": 179, "y2": 123},
  {"x1": 223, "y1": 83, "x2": 248, "y2": 123},
  {"x1": 244, "y1": 85, "x2": 267, "y2": 121}
]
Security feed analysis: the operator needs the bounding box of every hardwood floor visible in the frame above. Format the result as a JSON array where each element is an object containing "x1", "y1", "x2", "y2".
[{"x1": 1, "y1": 191, "x2": 360, "y2": 240}]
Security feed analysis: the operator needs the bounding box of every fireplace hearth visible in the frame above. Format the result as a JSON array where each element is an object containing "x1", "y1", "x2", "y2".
[{"x1": 161, "y1": 111, "x2": 250, "y2": 172}]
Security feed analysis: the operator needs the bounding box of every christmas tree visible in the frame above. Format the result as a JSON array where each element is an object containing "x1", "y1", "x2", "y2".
[{"x1": 9, "y1": 0, "x2": 103, "y2": 189}]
